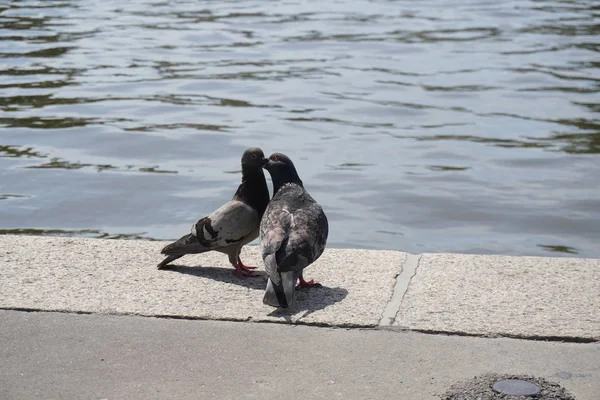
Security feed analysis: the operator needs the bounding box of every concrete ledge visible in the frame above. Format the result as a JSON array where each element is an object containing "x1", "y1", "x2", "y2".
[
  {"x1": 0, "y1": 235, "x2": 405, "y2": 327},
  {"x1": 395, "y1": 253, "x2": 600, "y2": 341},
  {"x1": 1, "y1": 235, "x2": 599, "y2": 341}
]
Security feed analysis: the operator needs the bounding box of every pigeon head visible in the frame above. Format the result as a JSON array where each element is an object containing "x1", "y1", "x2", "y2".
[
  {"x1": 262, "y1": 153, "x2": 303, "y2": 192},
  {"x1": 241, "y1": 147, "x2": 265, "y2": 171}
]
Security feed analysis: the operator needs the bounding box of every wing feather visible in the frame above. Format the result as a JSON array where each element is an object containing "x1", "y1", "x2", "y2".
[
  {"x1": 260, "y1": 201, "x2": 294, "y2": 281},
  {"x1": 192, "y1": 200, "x2": 259, "y2": 250},
  {"x1": 287, "y1": 201, "x2": 328, "y2": 265}
]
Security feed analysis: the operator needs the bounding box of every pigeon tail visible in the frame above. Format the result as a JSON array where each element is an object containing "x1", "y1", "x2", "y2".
[
  {"x1": 157, "y1": 254, "x2": 183, "y2": 269},
  {"x1": 263, "y1": 270, "x2": 300, "y2": 308},
  {"x1": 160, "y1": 233, "x2": 206, "y2": 256}
]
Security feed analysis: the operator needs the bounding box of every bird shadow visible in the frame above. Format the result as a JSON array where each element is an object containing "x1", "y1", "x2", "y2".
[
  {"x1": 266, "y1": 285, "x2": 349, "y2": 321},
  {"x1": 160, "y1": 264, "x2": 348, "y2": 318},
  {"x1": 160, "y1": 264, "x2": 267, "y2": 290}
]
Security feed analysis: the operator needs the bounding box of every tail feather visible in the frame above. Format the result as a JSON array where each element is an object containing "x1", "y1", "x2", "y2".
[
  {"x1": 263, "y1": 271, "x2": 300, "y2": 308},
  {"x1": 161, "y1": 234, "x2": 206, "y2": 256},
  {"x1": 158, "y1": 234, "x2": 209, "y2": 269},
  {"x1": 157, "y1": 254, "x2": 183, "y2": 269}
]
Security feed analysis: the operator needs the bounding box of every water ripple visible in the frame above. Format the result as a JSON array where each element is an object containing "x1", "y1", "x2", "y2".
[{"x1": 1, "y1": 0, "x2": 599, "y2": 257}]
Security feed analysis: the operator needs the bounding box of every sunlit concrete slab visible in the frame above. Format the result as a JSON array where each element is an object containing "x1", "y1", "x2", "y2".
[
  {"x1": 3, "y1": 235, "x2": 599, "y2": 341},
  {"x1": 395, "y1": 253, "x2": 600, "y2": 341},
  {"x1": 0, "y1": 235, "x2": 405, "y2": 326}
]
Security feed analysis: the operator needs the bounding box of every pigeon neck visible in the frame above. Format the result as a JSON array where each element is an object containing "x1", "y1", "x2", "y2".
[
  {"x1": 271, "y1": 171, "x2": 303, "y2": 194},
  {"x1": 241, "y1": 165, "x2": 262, "y2": 181},
  {"x1": 235, "y1": 168, "x2": 270, "y2": 215}
]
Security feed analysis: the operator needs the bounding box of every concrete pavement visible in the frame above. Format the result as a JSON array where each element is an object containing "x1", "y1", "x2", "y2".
[
  {"x1": 1, "y1": 235, "x2": 598, "y2": 340},
  {"x1": 395, "y1": 253, "x2": 600, "y2": 341},
  {"x1": 1, "y1": 310, "x2": 598, "y2": 400},
  {"x1": 1, "y1": 235, "x2": 599, "y2": 399},
  {"x1": 0, "y1": 235, "x2": 404, "y2": 326}
]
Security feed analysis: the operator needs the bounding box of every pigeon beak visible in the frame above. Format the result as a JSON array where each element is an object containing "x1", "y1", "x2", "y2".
[{"x1": 261, "y1": 158, "x2": 270, "y2": 168}]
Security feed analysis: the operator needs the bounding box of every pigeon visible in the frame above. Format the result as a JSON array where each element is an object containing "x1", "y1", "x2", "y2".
[
  {"x1": 260, "y1": 153, "x2": 328, "y2": 308},
  {"x1": 157, "y1": 147, "x2": 270, "y2": 276}
]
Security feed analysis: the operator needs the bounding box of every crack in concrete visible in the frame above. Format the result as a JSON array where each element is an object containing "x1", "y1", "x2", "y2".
[
  {"x1": 0, "y1": 307, "x2": 378, "y2": 329},
  {"x1": 379, "y1": 253, "x2": 422, "y2": 326},
  {"x1": 3, "y1": 307, "x2": 597, "y2": 343},
  {"x1": 379, "y1": 325, "x2": 599, "y2": 343}
]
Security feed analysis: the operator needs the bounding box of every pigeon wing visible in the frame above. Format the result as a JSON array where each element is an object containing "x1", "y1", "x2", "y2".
[
  {"x1": 260, "y1": 199, "x2": 300, "y2": 308},
  {"x1": 193, "y1": 199, "x2": 260, "y2": 249},
  {"x1": 260, "y1": 200, "x2": 294, "y2": 281},
  {"x1": 274, "y1": 195, "x2": 328, "y2": 271},
  {"x1": 162, "y1": 200, "x2": 259, "y2": 256}
]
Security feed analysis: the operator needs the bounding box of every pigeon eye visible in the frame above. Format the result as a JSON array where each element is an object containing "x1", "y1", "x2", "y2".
[{"x1": 272, "y1": 155, "x2": 279, "y2": 161}]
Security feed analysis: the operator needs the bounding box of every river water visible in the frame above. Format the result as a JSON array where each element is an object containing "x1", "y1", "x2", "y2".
[{"x1": 1, "y1": 0, "x2": 599, "y2": 257}]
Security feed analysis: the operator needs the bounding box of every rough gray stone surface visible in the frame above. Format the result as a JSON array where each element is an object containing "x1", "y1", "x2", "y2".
[
  {"x1": 0, "y1": 235, "x2": 405, "y2": 326},
  {"x1": 442, "y1": 373, "x2": 576, "y2": 400},
  {"x1": 395, "y1": 253, "x2": 600, "y2": 340},
  {"x1": 1, "y1": 311, "x2": 598, "y2": 400}
]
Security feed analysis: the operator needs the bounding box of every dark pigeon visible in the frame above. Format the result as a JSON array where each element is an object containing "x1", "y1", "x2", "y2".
[
  {"x1": 157, "y1": 147, "x2": 270, "y2": 276},
  {"x1": 260, "y1": 153, "x2": 328, "y2": 308}
]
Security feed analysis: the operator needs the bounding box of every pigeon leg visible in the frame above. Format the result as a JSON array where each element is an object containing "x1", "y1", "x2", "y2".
[
  {"x1": 234, "y1": 263, "x2": 258, "y2": 277},
  {"x1": 237, "y1": 258, "x2": 257, "y2": 271},
  {"x1": 297, "y1": 274, "x2": 320, "y2": 288}
]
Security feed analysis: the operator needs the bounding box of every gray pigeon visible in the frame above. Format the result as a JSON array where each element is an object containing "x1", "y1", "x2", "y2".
[
  {"x1": 157, "y1": 147, "x2": 270, "y2": 276},
  {"x1": 260, "y1": 153, "x2": 328, "y2": 308}
]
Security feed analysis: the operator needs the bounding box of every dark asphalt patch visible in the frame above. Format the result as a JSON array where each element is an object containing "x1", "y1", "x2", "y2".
[{"x1": 441, "y1": 373, "x2": 576, "y2": 400}]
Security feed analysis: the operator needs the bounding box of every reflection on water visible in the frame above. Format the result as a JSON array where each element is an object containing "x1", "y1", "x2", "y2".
[
  {"x1": 0, "y1": 228, "x2": 154, "y2": 241},
  {"x1": 1, "y1": 144, "x2": 176, "y2": 172},
  {"x1": 1, "y1": 0, "x2": 599, "y2": 257},
  {"x1": 537, "y1": 244, "x2": 579, "y2": 255},
  {"x1": 1, "y1": 145, "x2": 45, "y2": 158},
  {"x1": 0, "y1": 194, "x2": 29, "y2": 200}
]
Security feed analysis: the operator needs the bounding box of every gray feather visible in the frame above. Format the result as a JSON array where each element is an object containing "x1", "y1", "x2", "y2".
[
  {"x1": 263, "y1": 271, "x2": 300, "y2": 308},
  {"x1": 157, "y1": 147, "x2": 269, "y2": 270},
  {"x1": 260, "y1": 182, "x2": 328, "y2": 308},
  {"x1": 161, "y1": 200, "x2": 259, "y2": 256}
]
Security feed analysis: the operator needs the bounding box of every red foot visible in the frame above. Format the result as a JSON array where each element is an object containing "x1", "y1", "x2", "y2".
[
  {"x1": 234, "y1": 263, "x2": 257, "y2": 277},
  {"x1": 238, "y1": 259, "x2": 257, "y2": 271},
  {"x1": 297, "y1": 277, "x2": 319, "y2": 288}
]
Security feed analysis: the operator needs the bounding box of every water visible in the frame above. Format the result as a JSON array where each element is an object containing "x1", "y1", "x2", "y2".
[{"x1": 1, "y1": 0, "x2": 599, "y2": 258}]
